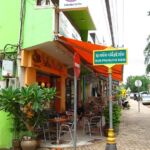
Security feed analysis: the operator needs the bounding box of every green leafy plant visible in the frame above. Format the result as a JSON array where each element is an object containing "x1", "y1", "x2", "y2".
[
  {"x1": 103, "y1": 103, "x2": 121, "y2": 128},
  {"x1": 0, "y1": 87, "x2": 23, "y2": 139},
  {"x1": 0, "y1": 83, "x2": 56, "y2": 139}
]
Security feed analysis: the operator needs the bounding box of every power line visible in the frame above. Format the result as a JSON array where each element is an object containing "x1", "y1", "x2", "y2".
[{"x1": 105, "y1": 0, "x2": 115, "y2": 47}]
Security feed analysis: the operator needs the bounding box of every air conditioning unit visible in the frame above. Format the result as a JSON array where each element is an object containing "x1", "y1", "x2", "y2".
[
  {"x1": 0, "y1": 80, "x2": 6, "y2": 89},
  {"x1": 8, "y1": 78, "x2": 18, "y2": 89},
  {"x1": 2, "y1": 60, "x2": 14, "y2": 77}
]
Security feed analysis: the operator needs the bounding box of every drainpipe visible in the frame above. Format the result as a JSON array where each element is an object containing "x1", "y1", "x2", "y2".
[{"x1": 17, "y1": 0, "x2": 26, "y2": 87}]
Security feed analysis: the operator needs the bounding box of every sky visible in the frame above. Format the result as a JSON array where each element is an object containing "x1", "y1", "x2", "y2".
[
  {"x1": 123, "y1": 0, "x2": 150, "y2": 83},
  {"x1": 90, "y1": 0, "x2": 150, "y2": 83},
  {"x1": 88, "y1": 0, "x2": 150, "y2": 84}
]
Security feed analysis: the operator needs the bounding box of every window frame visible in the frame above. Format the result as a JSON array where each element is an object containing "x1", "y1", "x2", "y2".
[{"x1": 35, "y1": 0, "x2": 53, "y2": 9}]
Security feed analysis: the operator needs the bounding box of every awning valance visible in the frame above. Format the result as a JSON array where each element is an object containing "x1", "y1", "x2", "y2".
[{"x1": 58, "y1": 36, "x2": 123, "y2": 81}]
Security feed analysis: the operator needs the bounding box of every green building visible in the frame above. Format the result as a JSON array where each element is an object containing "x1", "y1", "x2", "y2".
[{"x1": 0, "y1": 0, "x2": 96, "y2": 148}]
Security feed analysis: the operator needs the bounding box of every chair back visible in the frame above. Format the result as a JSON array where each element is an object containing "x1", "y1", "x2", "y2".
[{"x1": 90, "y1": 116, "x2": 101, "y2": 127}]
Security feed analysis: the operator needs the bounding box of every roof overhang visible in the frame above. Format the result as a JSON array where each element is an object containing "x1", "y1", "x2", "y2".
[
  {"x1": 59, "y1": 0, "x2": 96, "y2": 32},
  {"x1": 57, "y1": 36, "x2": 123, "y2": 81},
  {"x1": 23, "y1": 41, "x2": 74, "y2": 68},
  {"x1": 63, "y1": 9, "x2": 96, "y2": 32}
]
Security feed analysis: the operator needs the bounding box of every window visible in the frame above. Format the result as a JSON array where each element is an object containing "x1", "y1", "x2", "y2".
[{"x1": 36, "y1": 0, "x2": 51, "y2": 6}]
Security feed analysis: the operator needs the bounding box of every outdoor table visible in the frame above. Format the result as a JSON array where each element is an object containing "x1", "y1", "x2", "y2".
[
  {"x1": 84, "y1": 112, "x2": 95, "y2": 118},
  {"x1": 49, "y1": 117, "x2": 70, "y2": 144}
]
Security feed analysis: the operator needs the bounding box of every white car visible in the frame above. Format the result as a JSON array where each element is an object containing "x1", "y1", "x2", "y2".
[
  {"x1": 141, "y1": 94, "x2": 150, "y2": 104},
  {"x1": 140, "y1": 91, "x2": 148, "y2": 97}
]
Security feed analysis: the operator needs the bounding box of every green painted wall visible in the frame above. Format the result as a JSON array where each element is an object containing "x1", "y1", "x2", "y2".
[
  {"x1": 23, "y1": 0, "x2": 54, "y2": 48},
  {"x1": 0, "y1": 0, "x2": 54, "y2": 50},
  {"x1": 0, "y1": 0, "x2": 20, "y2": 51},
  {"x1": 0, "y1": 112, "x2": 13, "y2": 148},
  {"x1": 0, "y1": 1, "x2": 19, "y2": 148},
  {"x1": 0, "y1": 1, "x2": 54, "y2": 148}
]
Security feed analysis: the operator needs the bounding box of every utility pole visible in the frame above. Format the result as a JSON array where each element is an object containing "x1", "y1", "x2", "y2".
[
  {"x1": 105, "y1": 0, "x2": 117, "y2": 149},
  {"x1": 105, "y1": 67, "x2": 117, "y2": 150}
]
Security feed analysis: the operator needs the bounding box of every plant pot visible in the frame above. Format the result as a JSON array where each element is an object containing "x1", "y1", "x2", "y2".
[
  {"x1": 103, "y1": 124, "x2": 109, "y2": 137},
  {"x1": 21, "y1": 139, "x2": 37, "y2": 150},
  {"x1": 12, "y1": 139, "x2": 21, "y2": 150},
  {"x1": 36, "y1": 139, "x2": 42, "y2": 148}
]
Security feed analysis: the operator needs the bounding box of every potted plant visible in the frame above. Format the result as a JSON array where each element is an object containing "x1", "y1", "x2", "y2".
[
  {"x1": 0, "y1": 87, "x2": 22, "y2": 149},
  {"x1": 0, "y1": 83, "x2": 56, "y2": 150},
  {"x1": 103, "y1": 103, "x2": 121, "y2": 136}
]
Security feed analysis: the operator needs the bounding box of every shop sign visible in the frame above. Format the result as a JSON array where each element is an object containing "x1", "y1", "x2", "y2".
[
  {"x1": 59, "y1": 0, "x2": 87, "y2": 10},
  {"x1": 93, "y1": 49, "x2": 127, "y2": 65},
  {"x1": 31, "y1": 50, "x2": 67, "y2": 76},
  {"x1": 59, "y1": 12, "x2": 81, "y2": 40},
  {"x1": 74, "y1": 53, "x2": 80, "y2": 79}
]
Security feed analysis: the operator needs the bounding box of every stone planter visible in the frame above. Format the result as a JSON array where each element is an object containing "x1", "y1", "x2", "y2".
[{"x1": 21, "y1": 139, "x2": 37, "y2": 150}]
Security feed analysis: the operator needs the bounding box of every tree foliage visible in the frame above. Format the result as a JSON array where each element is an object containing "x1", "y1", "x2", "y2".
[
  {"x1": 144, "y1": 35, "x2": 150, "y2": 74},
  {"x1": 125, "y1": 75, "x2": 150, "y2": 92}
]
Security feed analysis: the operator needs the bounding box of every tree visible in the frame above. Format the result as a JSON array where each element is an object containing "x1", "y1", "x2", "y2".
[
  {"x1": 144, "y1": 35, "x2": 150, "y2": 74},
  {"x1": 125, "y1": 75, "x2": 150, "y2": 92}
]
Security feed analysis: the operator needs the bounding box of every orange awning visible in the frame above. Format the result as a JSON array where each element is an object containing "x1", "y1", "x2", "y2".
[{"x1": 58, "y1": 36, "x2": 123, "y2": 81}]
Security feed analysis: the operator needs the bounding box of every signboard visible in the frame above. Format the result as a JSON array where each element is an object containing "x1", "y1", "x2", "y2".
[
  {"x1": 74, "y1": 53, "x2": 80, "y2": 79},
  {"x1": 93, "y1": 49, "x2": 127, "y2": 65},
  {"x1": 59, "y1": 12, "x2": 81, "y2": 40},
  {"x1": 135, "y1": 80, "x2": 142, "y2": 87},
  {"x1": 59, "y1": 0, "x2": 87, "y2": 10}
]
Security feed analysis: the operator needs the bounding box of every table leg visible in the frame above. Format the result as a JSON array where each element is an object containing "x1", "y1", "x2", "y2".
[{"x1": 56, "y1": 122, "x2": 59, "y2": 144}]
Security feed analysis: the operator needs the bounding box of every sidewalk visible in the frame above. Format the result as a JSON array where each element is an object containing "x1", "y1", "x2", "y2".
[
  {"x1": 66, "y1": 99, "x2": 150, "y2": 150},
  {"x1": 116, "y1": 99, "x2": 150, "y2": 150}
]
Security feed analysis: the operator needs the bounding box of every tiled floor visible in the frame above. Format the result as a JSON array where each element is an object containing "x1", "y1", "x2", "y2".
[
  {"x1": 38, "y1": 115, "x2": 106, "y2": 150},
  {"x1": 39, "y1": 127, "x2": 105, "y2": 149}
]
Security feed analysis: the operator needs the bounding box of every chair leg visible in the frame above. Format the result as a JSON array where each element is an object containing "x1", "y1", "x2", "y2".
[
  {"x1": 48, "y1": 131, "x2": 51, "y2": 140},
  {"x1": 83, "y1": 123, "x2": 88, "y2": 135},
  {"x1": 83, "y1": 118, "x2": 90, "y2": 136},
  {"x1": 59, "y1": 124, "x2": 74, "y2": 143},
  {"x1": 83, "y1": 123, "x2": 86, "y2": 135},
  {"x1": 100, "y1": 119, "x2": 103, "y2": 136},
  {"x1": 58, "y1": 126, "x2": 62, "y2": 142},
  {"x1": 99, "y1": 126, "x2": 102, "y2": 136},
  {"x1": 69, "y1": 127, "x2": 73, "y2": 143},
  {"x1": 42, "y1": 126, "x2": 46, "y2": 142},
  {"x1": 88, "y1": 123, "x2": 91, "y2": 137}
]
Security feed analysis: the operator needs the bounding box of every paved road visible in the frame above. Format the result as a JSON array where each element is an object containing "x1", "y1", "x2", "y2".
[{"x1": 39, "y1": 99, "x2": 150, "y2": 150}]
